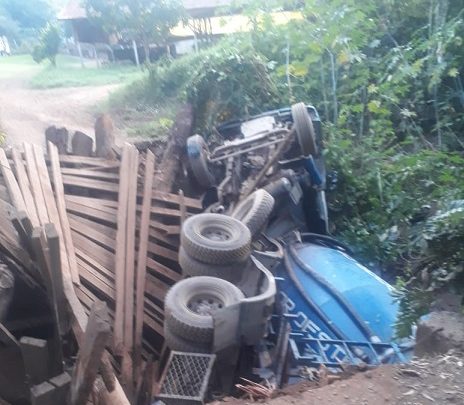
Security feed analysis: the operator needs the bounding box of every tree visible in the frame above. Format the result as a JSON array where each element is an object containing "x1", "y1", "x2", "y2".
[
  {"x1": 32, "y1": 24, "x2": 61, "y2": 66},
  {"x1": 86, "y1": 0, "x2": 184, "y2": 64}
]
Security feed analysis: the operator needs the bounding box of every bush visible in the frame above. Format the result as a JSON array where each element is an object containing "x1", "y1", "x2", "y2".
[
  {"x1": 141, "y1": 43, "x2": 281, "y2": 131},
  {"x1": 32, "y1": 23, "x2": 61, "y2": 66}
]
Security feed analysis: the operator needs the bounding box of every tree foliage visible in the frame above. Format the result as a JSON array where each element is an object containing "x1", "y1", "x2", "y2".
[
  {"x1": 32, "y1": 24, "x2": 61, "y2": 66},
  {"x1": 85, "y1": 0, "x2": 184, "y2": 63},
  {"x1": 0, "y1": 0, "x2": 53, "y2": 41}
]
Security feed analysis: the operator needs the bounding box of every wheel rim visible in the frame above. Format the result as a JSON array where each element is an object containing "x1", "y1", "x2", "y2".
[
  {"x1": 187, "y1": 295, "x2": 224, "y2": 315},
  {"x1": 201, "y1": 226, "x2": 232, "y2": 242}
]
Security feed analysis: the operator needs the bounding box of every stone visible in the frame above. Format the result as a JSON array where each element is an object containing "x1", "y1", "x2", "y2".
[{"x1": 415, "y1": 311, "x2": 464, "y2": 357}]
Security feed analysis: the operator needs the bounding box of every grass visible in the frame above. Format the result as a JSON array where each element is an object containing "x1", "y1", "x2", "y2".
[
  {"x1": 29, "y1": 55, "x2": 144, "y2": 89},
  {"x1": 0, "y1": 54, "x2": 40, "y2": 79},
  {"x1": 0, "y1": 54, "x2": 144, "y2": 88}
]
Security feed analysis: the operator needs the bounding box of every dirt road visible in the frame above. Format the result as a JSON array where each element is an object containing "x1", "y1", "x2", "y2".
[{"x1": 0, "y1": 74, "x2": 119, "y2": 148}]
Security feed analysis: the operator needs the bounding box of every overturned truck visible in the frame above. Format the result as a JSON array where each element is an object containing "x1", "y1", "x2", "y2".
[
  {"x1": 157, "y1": 103, "x2": 413, "y2": 403},
  {"x1": 0, "y1": 103, "x2": 412, "y2": 405}
]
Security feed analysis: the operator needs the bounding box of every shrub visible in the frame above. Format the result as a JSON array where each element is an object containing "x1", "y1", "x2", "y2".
[{"x1": 32, "y1": 23, "x2": 60, "y2": 66}]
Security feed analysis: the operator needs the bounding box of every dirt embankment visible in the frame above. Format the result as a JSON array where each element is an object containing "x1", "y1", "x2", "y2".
[{"x1": 217, "y1": 352, "x2": 464, "y2": 405}]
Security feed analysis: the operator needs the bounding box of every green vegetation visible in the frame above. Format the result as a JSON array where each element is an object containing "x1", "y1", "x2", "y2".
[
  {"x1": 86, "y1": 0, "x2": 184, "y2": 63},
  {"x1": 28, "y1": 55, "x2": 143, "y2": 89},
  {"x1": 32, "y1": 24, "x2": 61, "y2": 66},
  {"x1": 113, "y1": 0, "x2": 464, "y2": 334}
]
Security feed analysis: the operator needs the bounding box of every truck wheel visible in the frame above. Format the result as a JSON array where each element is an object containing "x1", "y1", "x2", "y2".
[
  {"x1": 187, "y1": 134, "x2": 214, "y2": 188},
  {"x1": 179, "y1": 247, "x2": 244, "y2": 283},
  {"x1": 164, "y1": 276, "x2": 244, "y2": 343},
  {"x1": 232, "y1": 189, "x2": 275, "y2": 238},
  {"x1": 181, "y1": 214, "x2": 251, "y2": 265},
  {"x1": 163, "y1": 327, "x2": 212, "y2": 353},
  {"x1": 291, "y1": 102, "x2": 318, "y2": 157}
]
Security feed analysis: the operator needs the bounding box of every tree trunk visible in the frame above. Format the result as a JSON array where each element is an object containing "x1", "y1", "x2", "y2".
[{"x1": 142, "y1": 36, "x2": 150, "y2": 65}]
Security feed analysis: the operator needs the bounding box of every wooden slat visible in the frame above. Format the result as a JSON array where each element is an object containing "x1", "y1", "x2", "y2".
[
  {"x1": 151, "y1": 190, "x2": 202, "y2": 210},
  {"x1": 114, "y1": 145, "x2": 131, "y2": 353},
  {"x1": 11, "y1": 148, "x2": 40, "y2": 227},
  {"x1": 150, "y1": 221, "x2": 180, "y2": 235},
  {"x1": 70, "y1": 300, "x2": 110, "y2": 405},
  {"x1": 62, "y1": 175, "x2": 119, "y2": 193},
  {"x1": 49, "y1": 142, "x2": 80, "y2": 285},
  {"x1": 72, "y1": 231, "x2": 114, "y2": 271},
  {"x1": 134, "y1": 151, "x2": 155, "y2": 378},
  {"x1": 58, "y1": 155, "x2": 118, "y2": 167},
  {"x1": 68, "y1": 213, "x2": 116, "y2": 240},
  {"x1": 122, "y1": 147, "x2": 138, "y2": 392},
  {"x1": 75, "y1": 248, "x2": 114, "y2": 284},
  {"x1": 147, "y1": 241, "x2": 178, "y2": 262},
  {"x1": 146, "y1": 257, "x2": 181, "y2": 283},
  {"x1": 33, "y1": 145, "x2": 72, "y2": 285},
  {"x1": 69, "y1": 216, "x2": 116, "y2": 252},
  {"x1": 66, "y1": 200, "x2": 116, "y2": 224},
  {"x1": 0, "y1": 148, "x2": 27, "y2": 213},
  {"x1": 60, "y1": 168, "x2": 119, "y2": 180},
  {"x1": 65, "y1": 195, "x2": 118, "y2": 209},
  {"x1": 23, "y1": 143, "x2": 49, "y2": 225}
]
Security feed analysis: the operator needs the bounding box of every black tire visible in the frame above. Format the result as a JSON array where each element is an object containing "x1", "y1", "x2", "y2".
[
  {"x1": 232, "y1": 189, "x2": 275, "y2": 238},
  {"x1": 291, "y1": 102, "x2": 318, "y2": 157},
  {"x1": 163, "y1": 327, "x2": 212, "y2": 353},
  {"x1": 164, "y1": 276, "x2": 244, "y2": 343},
  {"x1": 187, "y1": 134, "x2": 214, "y2": 188},
  {"x1": 181, "y1": 213, "x2": 251, "y2": 265},
  {"x1": 179, "y1": 247, "x2": 244, "y2": 282}
]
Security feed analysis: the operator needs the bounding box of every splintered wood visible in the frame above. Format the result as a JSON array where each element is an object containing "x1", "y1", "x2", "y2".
[{"x1": 0, "y1": 141, "x2": 202, "y2": 403}]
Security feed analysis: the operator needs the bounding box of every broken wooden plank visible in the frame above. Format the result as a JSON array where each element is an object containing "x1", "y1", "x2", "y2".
[
  {"x1": 69, "y1": 216, "x2": 116, "y2": 252},
  {"x1": 146, "y1": 257, "x2": 181, "y2": 283},
  {"x1": 0, "y1": 148, "x2": 27, "y2": 214},
  {"x1": 66, "y1": 200, "x2": 117, "y2": 225},
  {"x1": 134, "y1": 151, "x2": 155, "y2": 380},
  {"x1": 11, "y1": 148, "x2": 40, "y2": 227},
  {"x1": 70, "y1": 300, "x2": 110, "y2": 405},
  {"x1": 23, "y1": 143, "x2": 49, "y2": 225},
  {"x1": 49, "y1": 142, "x2": 80, "y2": 285},
  {"x1": 48, "y1": 372, "x2": 71, "y2": 405},
  {"x1": 114, "y1": 144, "x2": 131, "y2": 353},
  {"x1": 19, "y1": 336, "x2": 49, "y2": 385}
]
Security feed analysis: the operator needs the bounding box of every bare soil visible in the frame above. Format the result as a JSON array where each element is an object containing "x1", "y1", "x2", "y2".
[
  {"x1": 0, "y1": 75, "x2": 121, "y2": 148},
  {"x1": 215, "y1": 352, "x2": 464, "y2": 405}
]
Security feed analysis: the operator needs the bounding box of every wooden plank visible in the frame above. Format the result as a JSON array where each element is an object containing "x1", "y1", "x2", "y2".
[
  {"x1": 60, "y1": 167, "x2": 119, "y2": 180},
  {"x1": 34, "y1": 145, "x2": 73, "y2": 288},
  {"x1": 147, "y1": 241, "x2": 178, "y2": 262},
  {"x1": 146, "y1": 257, "x2": 181, "y2": 283},
  {"x1": 178, "y1": 189, "x2": 186, "y2": 226},
  {"x1": 68, "y1": 213, "x2": 116, "y2": 239},
  {"x1": 49, "y1": 142, "x2": 80, "y2": 285},
  {"x1": 0, "y1": 322, "x2": 18, "y2": 347},
  {"x1": 0, "y1": 148, "x2": 27, "y2": 213},
  {"x1": 23, "y1": 143, "x2": 49, "y2": 225},
  {"x1": 134, "y1": 151, "x2": 155, "y2": 380},
  {"x1": 62, "y1": 175, "x2": 119, "y2": 193},
  {"x1": 150, "y1": 221, "x2": 180, "y2": 235},
  {"x1": 43, "y1": 223, "x2": 71, "y2": 331},
  {"x1": 151, "y1": 190, "x2": 202, "y2": 210},
  {"x1": 66, "y1": 200, "x2": 116, "y2": 224},
  {"x1": 19, "y1": 337, "x2": 49, "y2": 384},
  {"x1": 114, "y1": 144, "x2": 131, "y2": 353},
  {"x1": 72, "y1": 231, "x2": 114, "y2": 271},
  {"x1": 64, "y1": 194, "x2": 118, "y2": 210},
  {"x1": 75, "y1": 248, "x2": 114, "y2": 283},
  {"x1": 69, "y1": 216, "x2": 116, "y2": 252},
  {"x1": 122, "y1": 146, "x2": 138, "y2": 394},
  {"x1": 11, "y1": 148, "x2": 40, "y2": 227},
  {"x1": 58, "y1": 155, "x2": 117, "y2": 166},
  {"x1": 70, "y1": 300, "x2": 110, "y2": 405}
]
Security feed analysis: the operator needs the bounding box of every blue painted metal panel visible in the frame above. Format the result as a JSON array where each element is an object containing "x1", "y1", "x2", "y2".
[{"x1": 292, "y1": 243, "x2": 399, "y2": 343}]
